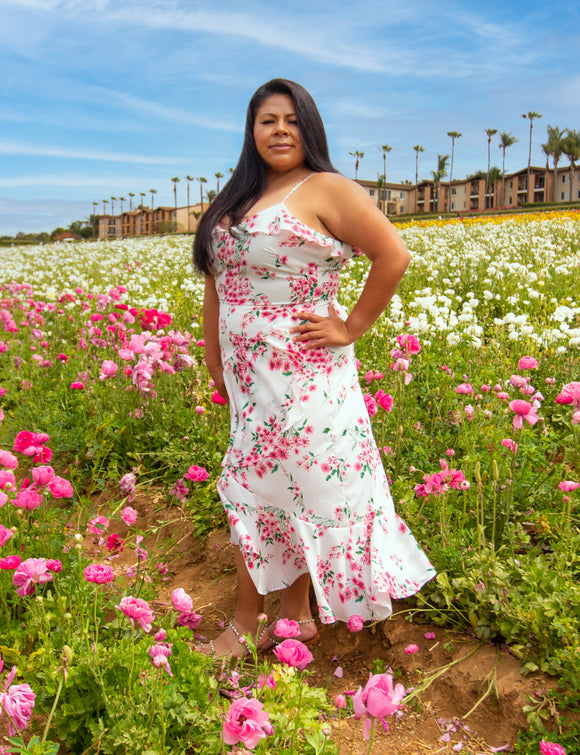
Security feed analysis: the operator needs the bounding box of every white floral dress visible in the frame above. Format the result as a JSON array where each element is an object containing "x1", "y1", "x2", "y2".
[{"x1": 210, "y1": 176, "x2": 435, "y2": 624}]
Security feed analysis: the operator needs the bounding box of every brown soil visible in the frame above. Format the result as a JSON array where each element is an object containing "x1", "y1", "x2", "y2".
[{"x1": 57, "y1": 490, "x2": 561, "y2": 753}]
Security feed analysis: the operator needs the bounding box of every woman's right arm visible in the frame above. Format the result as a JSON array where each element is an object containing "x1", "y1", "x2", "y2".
[{"x1": 203, "y1": 276, "x2": 228, "y2": 401}]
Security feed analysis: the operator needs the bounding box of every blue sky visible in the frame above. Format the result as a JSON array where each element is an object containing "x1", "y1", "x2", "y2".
[{"x1": 1, "y1": 0, "x2": 579, "y2": 235}]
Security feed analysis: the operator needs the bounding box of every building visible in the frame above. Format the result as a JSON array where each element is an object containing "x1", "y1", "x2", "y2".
[{"x1": 98, "y1": 203, "x2": 205, "y2": 239}]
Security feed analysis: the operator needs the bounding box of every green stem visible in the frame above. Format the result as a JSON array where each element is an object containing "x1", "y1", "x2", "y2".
[
  {"x1": 288, "y1": 680, "x2": 304, "y2": 753},
  {"x1": 41, "y1": 670, "x2": 64, "y2": 744},
  {"x1": 366, "y1": 717, "x2": 376, "y2": 755}
]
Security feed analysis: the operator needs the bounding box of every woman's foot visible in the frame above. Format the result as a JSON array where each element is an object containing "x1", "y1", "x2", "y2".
[
  {"x1": 259, "y1": 616, "x2": 319, "y2": 653},
  {"x1": 196, "y1": 619, "x2": 263, "y2": 658}
]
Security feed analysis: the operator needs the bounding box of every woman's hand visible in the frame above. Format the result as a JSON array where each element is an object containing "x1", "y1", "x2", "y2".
[
  {"x1": 208, "y1": 363, "x2": 229, "y2": 403},
  {"x1": 290, "y1": 303, "x2": 353, "y2": 349}
]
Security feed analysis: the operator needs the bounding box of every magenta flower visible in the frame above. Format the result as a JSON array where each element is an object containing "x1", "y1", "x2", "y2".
[
  {"x1": 0, "y1": 666, "x2": 36, "y2": 736},
  {"x1": 273, "y1": 618, "x2": 301, "y2": 638},
  {"x1": 501, "y1": 438, "x2": 519, "y2": 454},
  {"x1": 375, "y1": 389, "x2": 393, "y2": 412},
  {"x1": 518, "y1": 356, "x2": 538, "y2": 370},
  {"x1": 84, "y1": 564, "x2": 115, "y2": 584},
  {"x1": 211, "y1": 390, "x2": 227, "y2": 405},
  {"x1": 99, "y1": 359, "x2": 118, "y2": 380},
  {"x1": 559, "y1": 481, "x2": 579, "y2": 493},
  {"x1": 171, "y1": 587, "x2": 193, "y2": 613},
  {"x1": 48, "y1": 476, "x2": 73, "y2": 498},
  {"x1": 0, "y1": 471, "x2": 16, "y2": 490},
  {"x1": 119, "y1": 472, "x2": 136, "y2": 497},
  {"x1": 455, "y1": 382, "x2": 474, "y2": 395},
  {"x1": 539, "y1": 741, "x2": 567, "y2": 755},
  {"x1": 555, "y1": 381, "x2": 580, "y2": 409},
  {"x1": 347, "y1": 615, "x2": 364, "y2": 632},
  {"x1": 31, "y1": 465, "x2": 55, "y2": 487},
  {"x1": 0, "y1": 555, "x2": 21, "y2": 570},
  {"x1": 363, "y1": 393, "x2": 378, "y2": 418},
  {"x1": 222, "y1": 696, "x2": 273, "y2": 750},
  {"x1": 106, "y1": 534, "x2": 124, "y2": 553},
  {"x1": 424, "y1": 631, "x2": 436, "y2": 640},
  {"x1": 87, "y1": 515, "x2": 109, "y2": 534},
  {"x1": 13, "y1": 486, "x2": 43, "y2": 510},
  {"x1": 0, "y1": 490, "x2": 7, "y2": 507},
  {"x1": 0, "y1": 450, "x2": 18, "y2": 469},
  {"x1": 120, "y1": 506, "x2": 138, "y2": 526},
  {"x1": 176, "y1": 611, "x2": 202, "y2": 630},
  {"x1": 70, "y1": 381, "x2": 85, "y2": 389},
  {"x1": 572, "y1": 411, "x2": 580, "y2": 425},
  {"x1": 396, "y1": 333, "x2": 421, "y2": 354},
  {"x1": 404, "y1": 643, "x2": 419, "y2": 655},
  {"x1": 272, "y1": 639, "x2": 314, "y2": 670},
  {"x1": 352, "y1": 672, "x2": 406, "y2": 740},
  {"x1": 13, "y1": 558, "x2": 53, "y2": 597},
  {"x1": 183, "y1": 465, "x2": 210, "y2": 482},
  {"x1": 0, "y1": 524, "x2": 13, "y2": 547},
  {"x1": 46, "y1": 559, "x2": 62, "y2": 573},
  {"x1": 334, "y1": 694, "x2": 347, "y2": 709},
  {"x1": 508, "y1": 399, "x2": 539, "y2": 429},
  {"x1": 149, "y1": 642, "x2": 172, "y2": 676},
  {"x1": 116, "y1": 596, "x2": 154, "y2": 632}
]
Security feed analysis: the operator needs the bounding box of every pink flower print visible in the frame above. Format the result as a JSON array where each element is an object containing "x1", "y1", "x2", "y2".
[
  {"x1": 84, "y1": 564, "x2": 115, "y2": 583},
  {"x1": 171, "y1": 587, "x2": 193, "y2": 613},
  {"x1": 555, "y1": 381, "x2": 580, "y2": 409},
  {"x1": 0, "y1": 450, "x2": 18, "y2": 469},
  {"x1": 222, "y1": 696, "x2": 273, "y2": 750},
  {"x1": 508, "y1": 399, "x2": 539, "y2": 429},
  {"x1": 518, "y1": 355, "x2": 538, "y2": 370},
  {"x1": 120, "y1": 506, "x2": 138, "y2": 526},
  {"x1": 559, "y1": 481, "x2": 579, "y2": 493},
  {"x1": 347, "y1": 614, "x2": 364, "y2": 632},
  {"x1": 13, "y1": 558, "x2": 53, "y2": 597},
  {"x1": 273, "y1": 618, "x2": 301, "y2": 638},
  {"x1": 273, "y1": 639, "x2": 313, "y2": 669},
  {"x1": 0, "y1": 669, "x2": 36, "y2": 736},
  {"x1": 0, "y1": 523, "x2": 13, "y2": 547},
  {"x1": 116, "y1": 595, "x2": 154, "y2": 632}
]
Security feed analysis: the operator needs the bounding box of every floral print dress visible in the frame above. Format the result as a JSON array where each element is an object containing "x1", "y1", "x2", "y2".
[{"x1": 210, "y1": 176, "x2": 435, "y2": 624}]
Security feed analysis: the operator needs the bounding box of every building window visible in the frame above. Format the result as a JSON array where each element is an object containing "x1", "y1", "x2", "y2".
[
  {"x1": 400, "y1": 206, "x2": 405, "y2": 213},
  {"x1": 369, "y1": 189, "x2": 375, "y2": 196},
  {"x1": 451, "y1": 188, "x2": 456, "y2": 195},
  {"x1": 451, "y1": 202, "x2": 455, "y2": 210},
  {"x1": 399, "y1": 192, "x2": 405, "y2": 199},
  {"x1": 561, "y1": 191, "x2": 568, "y2": 200},
  {"x1": 509, "y1": 197, "x2": 513, "y2": 204},
  {"x1": 509, "y1": 181, "x2": 513, "y2": 188},
  {"x1": 562, "y1": 175, "x2": 567, "y2": 183}
]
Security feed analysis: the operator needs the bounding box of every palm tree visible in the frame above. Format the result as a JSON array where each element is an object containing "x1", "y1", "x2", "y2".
[
  {"x1": 485, "y1": 129, "x2": 498, "y2": 208},
  {"x1": 92, "y1": 201, "x2": 99, "y2": 236},
  {"x1": 431, "y1": 154, "x2": 449, "y2": 212},
  {"x1": 171, "y1": 177, "x2": 180, "y2": 231},
  {"x1": 139, "y1": 193, "x2": 147, "y2": 235},
  {"x1": 139, "y1": 192, "x2": 147, "y2": 209},
  {"x1": 185, "y1": 175, "x2": 194, "y2": 233},
  {"x1": 215, "y1": 171, "x2": 224, "y2": 193},
  {"x1": 542, "y1": 125, "x2": 565, "y2": 202},
  {"x1": 102, "y1": 199, "x2": 108, "y2": 215},
  {"x1": 498, "y1": 132, "x2": 518, "y2": 207},
  {"x1": 488, "y1": 166, "x2": 502, "y2": 208},
  {"x1": 197, "y1": 177, "x2": 207, "y2": 213},
  {"x1": 128, "y1": 192, "x2": 135, "y2": 213},
  {"x1": 206, "y1": 189, "x2": 217, "y2": 203},
  {"x1": 376, "y1": 173, "x2": 386, "y2": 214},
  {"x1": 150, "y1": 189, "x2": 157, "y2": 211},
  {"x1": 377, "y1": 145, "x2": 392, "y2": 186},
  {"x1": 413, "y1": 145, "x2": 424, "y2": 187},
  {"x1": 561, "y1": 129, "x2": 580, "y2": 203},
  {"x1": 522, "y1": 111, "x2": 542, "y2": 200},
  {"x1": 349, "y1": 150, "x2": 365, "y2": 180},
  {"x1": 447, "y1": 132, "x2": 462, "y2": 210},
  {"x1": 119, "y1": 196, "x2": 126, "y2": 214},
  {"x1": 110, "y1": 196, "x2": 116, "y2": 216}
]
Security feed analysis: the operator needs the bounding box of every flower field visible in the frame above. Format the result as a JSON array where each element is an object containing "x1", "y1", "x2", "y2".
[{"x1": 0, "y1": 211, "x2": 579, "y2": 754}]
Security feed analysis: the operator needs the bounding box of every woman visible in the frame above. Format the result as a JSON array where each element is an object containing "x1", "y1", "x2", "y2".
[{"x1": 194, "y1": 78, "x2": 435, "y2": 657}]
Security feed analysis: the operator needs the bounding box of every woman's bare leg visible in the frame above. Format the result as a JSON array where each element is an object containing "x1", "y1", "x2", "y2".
[{"x1": 261, "y1": 573, "x2": 318, "y2": 647}]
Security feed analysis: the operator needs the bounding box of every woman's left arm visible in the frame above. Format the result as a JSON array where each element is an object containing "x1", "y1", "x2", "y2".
[{"x1": 291, "y1": 173, "x2": 410, "y2": 348}]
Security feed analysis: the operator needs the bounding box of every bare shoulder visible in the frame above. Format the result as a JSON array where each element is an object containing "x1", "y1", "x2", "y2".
[{"x1": 306, "y1": 172, "x2": 369, "y2": 204}]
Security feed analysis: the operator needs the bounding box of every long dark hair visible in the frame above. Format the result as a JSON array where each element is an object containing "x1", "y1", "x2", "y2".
[{"x1": 193, "y1": 78, "x2": 337, "y2": 274}]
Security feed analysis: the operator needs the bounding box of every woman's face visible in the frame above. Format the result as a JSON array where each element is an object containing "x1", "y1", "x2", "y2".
[{"x1": 253, "y1": 93, "x2": 306, "y2": 175}]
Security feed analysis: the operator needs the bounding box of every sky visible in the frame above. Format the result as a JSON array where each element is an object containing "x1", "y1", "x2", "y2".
[{"x1": 1, "y1": 0, "x2": 580, "y2": 235}]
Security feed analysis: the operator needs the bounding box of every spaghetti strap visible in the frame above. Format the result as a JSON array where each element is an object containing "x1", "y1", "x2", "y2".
[{"x1": 282, "y1": 173, "x2": 316, "y2": 203}]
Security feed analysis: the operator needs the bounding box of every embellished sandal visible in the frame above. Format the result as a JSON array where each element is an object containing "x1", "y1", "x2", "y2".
[
  {"x1": 259, "y1": 616, "x2": 320, "y2": 654},
  {"x1": 196, "y1": 619, "x2": 266, "y2": 659}
]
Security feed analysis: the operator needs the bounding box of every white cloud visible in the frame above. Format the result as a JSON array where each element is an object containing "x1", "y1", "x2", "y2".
[{"x1": 0, "y1": 140, "x2": 182, "y2": 164}]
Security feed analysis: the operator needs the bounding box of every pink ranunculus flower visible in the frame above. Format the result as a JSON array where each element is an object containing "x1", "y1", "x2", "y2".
[
  {"x1": 352, "y1": 672, "x2": 406, "y2": 740},
  {"x1": 13, "y1": 558, "x2": 53, "y2": 597},
  {"x1": 572, "y1": 411, "x2": 580, "y2": 425},
  {"x1": 0, "y1": 555, "x2": 21, "y2": 570},
  {"x1": 183, "y1": 465, "x2": 210, "y2": 482},
  {"x1": 274, "y1": 618, "x2": 301, "y2": 639},
  {"x1": 171, "y1": 587, "x2": 193, "y2": 613},
  {"x1": 272, "y1": 639, "x2": 313, "y2": 670},
  {"x1": 116, "y1": 596, "x2": 154, "y2": 633},
  {"x1": 0, "y1": 471, "x2": 16, "y2": 490},
  {"x1": 559, "y1": 481, "x2": 579, "y2": 493},
  {"x1": 31, "y1": 466, "x2": 55, "y2": 487},
  {"x1": 404, "y1": 643, "x2": 419, "y2": 655},
  {"x1": 391, "y1": 357, "x2": 410, "y2": 372},
  {"x1": 347, "y1": 614, "x2": 364, "y2": 632},
  {"x1": 211, "y1": 390, "x2": 227, "y2": 405},
  {"x1": 375, "y1": 389, "x2": 393, "y2": 412},
  {"x1": 455, "y1": 382, "x2": 473, "y2": 395},
  {"x1": 13, "y1": 487, "x2": 43, "y2": 510},
  {"x1": 0, "y1": 450, "x2": 18, "y2": 469},
  {"x1": 501, "y1": 438, "x2": 519, "y2": 454},
  {"x1": 539, "y1": 741, "x2": 567, "y2": 755},
  {"x1": 222, "y1": 696, "x2": 273, "y2": 750},
  {"x1": 120, "y1": 506, "x2": 138, "y2": 526},
  {"x1": 0, "y1": 491, "x2": 8, "y2": 508},
  {"x1": 508, "y1": 399, "x2": 539, "y2": 429},
  {"x1": 87, "y1": 515, "x2": 109, "y2": 534},
  {"x1": 555, "y1": 381, "x2": 580, "y2": 409},
  {"x1": 424, "y1": 631, "x2": 436, "y2": 640},
  {"x1": 99, "y1": 359, "x2": 119, "y2": 380},
  {"x1": 396, "y1": 333, "x2": 421, "y2": 355},
  {"x1": 363, "y1": 392, "x2": 378, "y2": 418},
  {"x1": 0, "y1": 523, "x2": 14, "y2": 547},
  {"x1": 149, "y1": 642, "x2": 172, "y2": 676},
  {"x1": 84, "y1": 564, "x2": 115, "y2": 584},
  {"x1": 46, "y1": 476, "x2": 73, "y2": 498},
  {"x1": 70, "y1": 381, "x2": 85, "y2": 389},
  {"x1": 518, "y1": 356, "x2": 538, "y2": 370},
  {"x1": 0, "y1": 666, "x2": 36, "y2": 735},
  {"x1": 176, "y1": 611, "x2": 202, "y2": 630},
  {"x1": 46, "y1": 559, "x2": 62, "y2": 573}
]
